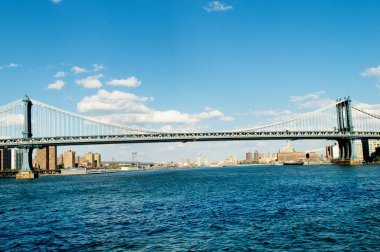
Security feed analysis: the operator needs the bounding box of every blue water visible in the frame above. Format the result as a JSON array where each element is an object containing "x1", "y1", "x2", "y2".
[{"x1": 1, "y1": 165, "x2": 380, "y2": 251}]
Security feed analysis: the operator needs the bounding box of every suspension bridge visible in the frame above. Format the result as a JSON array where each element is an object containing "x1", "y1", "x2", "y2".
[{"x1": 0, "y1": 96, "x2": 380, "y2": 178}]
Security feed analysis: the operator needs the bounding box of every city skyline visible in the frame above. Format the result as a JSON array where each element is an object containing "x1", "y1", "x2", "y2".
[{"x1": 1, "y1": 0, "x2": 380, "y2": 161}]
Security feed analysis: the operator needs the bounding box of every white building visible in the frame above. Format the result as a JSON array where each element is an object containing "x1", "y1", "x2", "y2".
[
  {"x1": 196, "y1": 154, "x2": 208, "y2": 167},
  {"x1": 11, "y1": 148, "x2": 23, "y2": 169},
  {"x1": 354, "y1": 140, "x2": 363, "y2": 160}
]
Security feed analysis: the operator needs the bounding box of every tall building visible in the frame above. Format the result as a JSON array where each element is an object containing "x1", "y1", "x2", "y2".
[
  {"x1": 11, "y1": 149, "x2": 23, "y2": 169},
  {"x1": 49, "y1": 146, "x2": 57, "y2": 170},
  {"x1": 94, "y1": 153, "x2": 101, "y2": 168},
  {"x1": 253, "y1": 151, "x2": 260, "y2": 162},
  {"x1": 63, "y1": 150, "x2": 76, "y2": 168},
  {"x1": 35, "y1": 146, "x2": 57, "y2": 170},
  {"x1": 245, "y1": 152, "x2": 252, "y2": 162},
  {"x1": 35, "y1": 147, "x2": 49, "y2": 170},
  {"x1": 0, "y1": 148, "x2": 11, "y2": 170},
  {"x1": 57, "y1": 154, "x2": 64, "y2": 166},
  {"x1": 84, "y1": 152, "x2": 95, "y2": 167},
  {"x1": 362, "y1": 139, "x2": 380, "y2": 161},
  {"x1": 354, "y1": 140, "x2": 363, "y2": 160}
]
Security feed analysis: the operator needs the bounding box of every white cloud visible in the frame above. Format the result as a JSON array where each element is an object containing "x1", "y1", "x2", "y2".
[
  {"x1": 7, "y1": 63, "x2": 19, "y2": 68},
  {"x1": 293, "y1": 99, "x2": 335, "y2": 109},
  {"x1": 361, "y1": 65, "x2": 380, "y2": 77},
  {"x1": 290, "y1": 91, "x2": 325, "y2": 103},
  {"x1": 47, "y1": 80, "x2": 65, "y2": 90},
  {"x1": 77, "y1": 89, "x2": 233, "y2": 125},
  {"x1": 71, "y1": 66, "x2": 88, "y2": 74},
  {"x1": 0, "y1": 63, "x2": 19, "y2": 69},
  {"x1": 251, "y1": 110, "x2": 293, "y2": 117},
  {"x1": 75, "y1": 74, "x2": 103, "y2": 89},
  {"x1": 107, "y1": 76, "x2": 141, "y2": 87},
  {"x1": 77, "y1": 89, "x2": 151, "y2": 113},
  {"x1": 289, "y1": 91, "x2": 334, "y2": 109},
  {"x1": 50, "y1": 0, "x2": 62, "y2": 3},
  {"x1": 204, "y1": 1, "x2": 233, "y2": 12},
  {"x1": 54, "y1": 71, "x2": 66, "y2": 78},
  {"x1": 91, "y1": 109, "x2": 233, "y2": 125},
  {"x1": 92, "y1": 64, "x2": 104, "y2": 72}
]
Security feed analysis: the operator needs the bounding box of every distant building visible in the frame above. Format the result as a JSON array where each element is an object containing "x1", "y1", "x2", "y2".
[
  {"x1": 354, "y1": 140, "x2": 363, "y2": 160},
  {"x1": 245, "y1": 152, "x2": 252, "y2": 162},
  {"x1": 326, "y1": 144, "x2": 339, "y2": 159},
  {"x1": 85, "y1": 152, "x2": 95, "y2": 167},
  {"x1": 11, "y1": 149, "x2": 23, "y2": 169},
  {"x1": 63, "y1": 150, "x2": 76, "y2": 168},
  {"x1": 57, "y1": 154, "x2": 64, "y2": 166},
  {"x1": 94, "y1": 153, "x2": 101, "y2": 168},
  {"x1": 0, "y1": 148, "x2": 11, "y2": 170},
  {"x1": 259, "y1": 152, "x2": 277, "y2": 164},
  {"x1": 277, "y1": 141, "x2": 318, "y2": 163},
  {"x1": 197, "y1": 154, "x2": 208, "y2": 167},
  {"x1": 224, "y1": 156, "x2": 238, "y2": 166},
  {"x1": 35, "y1": 146, "x2": 57, "y2": 170},
  {"x1": 253, "y1": 151, "x2": 260, "y2": 162},
  {"x1": 361, "y1": 139, "x2": 380, "y2": 162}
]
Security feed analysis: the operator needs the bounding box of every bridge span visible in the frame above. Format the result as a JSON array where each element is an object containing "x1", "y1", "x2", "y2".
[{"x1": 0, "y1": 96, "x2": 379, "y2": 178}]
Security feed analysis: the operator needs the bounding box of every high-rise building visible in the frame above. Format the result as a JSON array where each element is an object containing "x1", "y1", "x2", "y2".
[
  {"x1": 0, "y1": 148, "x2": 11, "y2": 170},
  {"x1": 245, "y1": 152, "x2": 252, "y2": 162},
  {"x1": 63, "y1": 150, "x2": 76, "y2": 168},
  {"x1": 35, "y1": 147, "x2": 49, "y2": 170},
  {"x1": 11, "y1": 149, "x2": 23, "y2": 169},
  {"x1": 85, "y1": 152, "x2": 95, "y2": 167},
  {"x1": 354, "y1": 140, "x2": 363, "y2": 160},
  {"x1": 253, "y1": 151, "x2": 260, "y2": 162},
  {"x1": 94, "y1": 153, "x2": 101, "y2": 168},
  {"x1": 49, "y1": 146, "x2": 57, "y2": 170},
  {"x1": 57, "y1": 154, "x2": 64, "y2": 166},
  {"x1": 35, "y1": 146, "x2": 57, "y2": 170},
  {"x1": 362, "y1": 139, "x2": 380, "y2": 161}
]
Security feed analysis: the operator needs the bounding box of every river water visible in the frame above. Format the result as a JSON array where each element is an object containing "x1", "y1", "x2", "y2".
[{"x1": 1, "y1": 165, "x2": 379, "y2": 251}]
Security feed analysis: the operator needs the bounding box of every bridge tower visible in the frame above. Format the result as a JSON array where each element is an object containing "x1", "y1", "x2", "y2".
[
  {"x1": 16, "y1": 95, "x2": 38, "y2": 179},
  {"x1": 335, "y1": 97, "x2": 359, "y2": 165}
]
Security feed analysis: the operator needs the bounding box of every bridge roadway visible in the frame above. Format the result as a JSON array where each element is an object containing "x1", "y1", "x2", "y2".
[{"x1": 1, "y1": 130, "x2": 380, "y2": 148}]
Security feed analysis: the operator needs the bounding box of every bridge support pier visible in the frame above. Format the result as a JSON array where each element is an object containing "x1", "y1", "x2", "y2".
[
  {"x1": 16, "y1": 96, "x2": 38, "y2": 179},
  {"x1": 16, "y1": 147, "x2": 38, "y2": 179},
  {"x1": 333, "y1": 98, "x2": 362, "y2": 166}
]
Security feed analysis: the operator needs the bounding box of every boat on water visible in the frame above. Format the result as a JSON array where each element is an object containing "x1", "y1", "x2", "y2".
[{"x1": 283, "y1": 161, "x2": 304, "y2": 165}]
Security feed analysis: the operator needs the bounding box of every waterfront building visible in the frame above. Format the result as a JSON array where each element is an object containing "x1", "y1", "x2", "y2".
[
  {"x1": 94, "y1": 153, "x2": 101, "y2": 168},
  {"x1": 354, "y1": 140, "x2": 364, "y2": 160},
  {"x1": 245, "y1": 152, "x2": 252, "y2": 162},
  {"x1": 253, "y1": 151, "x2": 260, "y2": 162},
  {"x1": 224, "y1": 156, "x2": 238, "y2": 166},
  {"x1": 49, "y1": 146, "x2": 57, "y2": 170},
  {"x1": 0, "y1": 148, "x2": 11, "y2": 170},
  {"x1": 63, "y1": 150, "x2": 76, "y2": 168},
  {"x1": 258, "y1": 152, "x2": 277, "y2": 164},
  {"x1": 35, "y1": 147, "x2": 48, "y2": 170},
  {"x1": 57, "y1": 154, "x2": 63, "y2": 166},
  {"x1": 85, "y1": 152, "x2": 95, "y2": 167},
  {"x1": 361, "y1": 139, "x2": 380, "y2": 162},
  {"x1": 197, "y1": 154, "x2": 208, "y2": 167},
  {"x1": 35, "y1": 146, "x2": 57, "y2": 170},
  {"x1": 11, "y1": 148, "x2": 23, "y2": 169},
  {"x1": 277, "y1": 141, "x2": 319, "y2": 163}
]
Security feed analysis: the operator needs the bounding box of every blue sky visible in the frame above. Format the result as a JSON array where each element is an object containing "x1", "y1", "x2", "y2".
[{"x1": 1, "y1": 0, "x2": 380, "y2": 162}]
